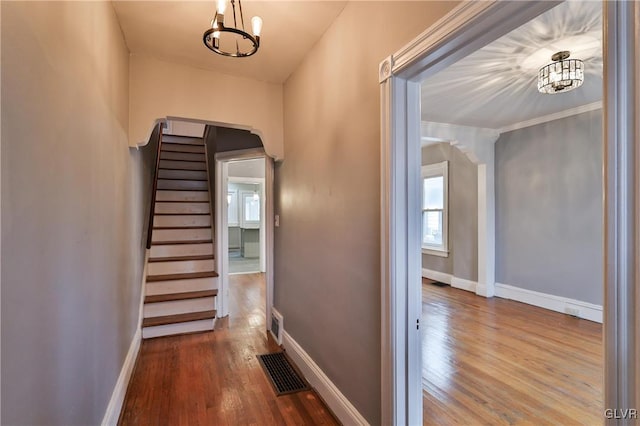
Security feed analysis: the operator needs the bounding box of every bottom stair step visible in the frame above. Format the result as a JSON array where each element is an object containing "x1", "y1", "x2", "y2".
[
  {"x1": 142, "y1": 318, "x2": 214, "y2": 339},
  {"x1": 142, "y1": 310, "x2": 216, "y2": 328}
]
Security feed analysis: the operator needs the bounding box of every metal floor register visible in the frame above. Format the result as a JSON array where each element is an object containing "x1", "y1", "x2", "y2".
[{"x1": 257, "y1": 352, "x2": 309, "y2": 395}]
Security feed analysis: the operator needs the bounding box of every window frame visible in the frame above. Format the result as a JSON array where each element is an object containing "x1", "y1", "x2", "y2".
[{"x1": 421, "y1": 160, "x2": 449, "y2": 257}]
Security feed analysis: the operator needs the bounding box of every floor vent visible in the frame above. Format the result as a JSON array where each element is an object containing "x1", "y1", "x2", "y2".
[{"x1": 257, "y1": 352, "x2": 309, "y2": 396}]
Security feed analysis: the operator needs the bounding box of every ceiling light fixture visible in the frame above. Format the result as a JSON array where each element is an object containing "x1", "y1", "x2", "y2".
[
  {"x1": 538, "y1": 51, "x2": 584, "y2": 94},
  {"x1": 203, "y1": 0, "x2": 262, "y2": 58}
]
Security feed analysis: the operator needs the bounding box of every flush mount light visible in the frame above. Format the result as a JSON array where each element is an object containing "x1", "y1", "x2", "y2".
[
  {"x1": 203, "y1": 0, "x2": 262, "y2": 58},
  {"x1": 538, "y1": 51, "x2": 584, "y2": 94}
]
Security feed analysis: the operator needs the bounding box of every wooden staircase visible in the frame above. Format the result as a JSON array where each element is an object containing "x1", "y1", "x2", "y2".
[{"x1": 142, "y1": 134, "x2": 218, "y2": 339}]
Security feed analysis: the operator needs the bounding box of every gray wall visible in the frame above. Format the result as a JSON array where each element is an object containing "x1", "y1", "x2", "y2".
[
  {"x1": 1, "y1": 2, "x2": 143, "y2": 424},
  {"x1": 495, "y1": 110, "x2": 603, "y2": 305},
  {"x1": 275, "y1": 2, "x2": 457, "y2": 423},
  {"x1": 422, "y1": 143, "x2": 478, "y2": 282}
]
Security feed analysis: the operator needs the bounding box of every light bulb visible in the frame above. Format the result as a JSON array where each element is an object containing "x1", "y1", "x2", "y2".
[
  {"x1": 211, "y1": 19, "x2": 220, "y2": 38},
  {"x1": 227, "y1": 194, "x2": 232, "y2": 204},
  {"x1": 253, "y1": 192, "x2": 259, "y2": 201},
  {"x1": 217, "y1": 0, "x2": 227, "y2": 15},
  {"x1": 251, "y1": 16, "x2": 263, "y2": 37}
]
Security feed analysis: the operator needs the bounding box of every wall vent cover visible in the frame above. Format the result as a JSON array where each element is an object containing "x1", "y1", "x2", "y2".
[
  {"x1": 257, "y1": 352, "x2": 309, "y2": 395},
  {"x1": 270, "y1": 309, "x2": 283, "y2": 345}
]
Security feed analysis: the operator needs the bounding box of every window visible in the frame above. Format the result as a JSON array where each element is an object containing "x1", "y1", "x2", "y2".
[
  {"x1": 422, "y1": 161, "x2": 448, "y2": 257},
  {"x1": 240, "y1": 190, "x2": 260, "y2": 229}
]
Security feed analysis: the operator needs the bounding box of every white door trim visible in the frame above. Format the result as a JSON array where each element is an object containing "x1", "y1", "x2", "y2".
[
  {"x1": 376, "y1": 1, "x2": 640, "y2": 424},
  {"x1": 603, "y1": 1, "x2": 640, "y2": 421},
  {"x1": 215, "y1": 149, "x2": 274, "y2": 329}
]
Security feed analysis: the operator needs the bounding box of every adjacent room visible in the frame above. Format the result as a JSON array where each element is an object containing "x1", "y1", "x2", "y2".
[
  {"x1": 419, "y1": 2, "x2": 604, "y2": 423},
  {"x1": 227, "y1": 158, "x2": 266, "y2": 275}
]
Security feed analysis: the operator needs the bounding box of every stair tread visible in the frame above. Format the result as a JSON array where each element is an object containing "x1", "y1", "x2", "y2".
[
  {"x1": 156, "y1": 187, "x2": 209, "y2": 190},
  {"x1": 158, "y1": 178, "x2": 208, "y2": 182},
  {"x1": 160, "y1": 159, "x2": 206, "y2": 163},
  {"x1": 161, "y1": 142, "x2": 205, "y2": 151},
  {"x1": 154, "y1": 213, "x2": 210, "y2": 216},
  {"x1": 153, "y1": 226, "x2": 211, "y2": 230},
  {"x1": 147, "y1": 270, "x2": 219, "y2": 282},
  {"x1": 155, "y1": 200, "x2": 209, "y2": 203},
  {"x1": 159, "y1": 167, "x2": 207, "y2": 172},
  {"x1": 159, "y1": 157, "x2": 207, "y2": 163},
  {"x1": 151, "y1": 239, "x2": 213, "y2": 246},
  {"x1": 145, "y1": 289, "x2": 218, "y2": 304},
  {"x1": 142, "y1": 310, "x2": 216, "y2": 327},
  {"x1": 149, "y1": 254, "x2": 215, "y2": 263},
  {"x1": 162, "y1": 135, "x2": 203, "y2": 141}
]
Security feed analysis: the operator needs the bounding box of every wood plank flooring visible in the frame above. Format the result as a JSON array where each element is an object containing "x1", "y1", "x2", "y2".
[
  {"x1": 119, "y1": 273, "x2": 339, "y2": 426},
  {"x1": 422, "y1": 278, "x2": 603, "y2": 425}
]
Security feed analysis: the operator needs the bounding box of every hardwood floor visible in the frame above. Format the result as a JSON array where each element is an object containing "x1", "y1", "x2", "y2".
[
  {"x1": 119, "y1": 273, "x2": 339, "y2": 426},
  {"x1": 422, "y1": 279, "x2": 603, "y2": 425}
]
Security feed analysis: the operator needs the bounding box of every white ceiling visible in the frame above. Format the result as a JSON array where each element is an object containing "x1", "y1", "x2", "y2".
[
  {"x1": 112, "y1": 1, "x2": 347, "y2": 84},
  {"x1": 421, "y1": 1, "x2": 602, "y2": 130}
]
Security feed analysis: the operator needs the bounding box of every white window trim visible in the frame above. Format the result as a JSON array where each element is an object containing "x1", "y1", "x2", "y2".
[{"x1": 421, "y1": 161, "x2": 449, "y2": 257}]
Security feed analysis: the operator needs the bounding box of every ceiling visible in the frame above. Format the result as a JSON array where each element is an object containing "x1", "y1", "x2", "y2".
[
  {"x1": 112, "y1": 1, "x2": 347, "y2": 84},
  {"x1": 420, "y1": 1, "x2": 602, "y2": 130}
]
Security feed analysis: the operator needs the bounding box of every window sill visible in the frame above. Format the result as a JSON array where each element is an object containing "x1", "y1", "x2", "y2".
[{"x1": 422, "y1": 247, "x2": 449, "y2": 258}]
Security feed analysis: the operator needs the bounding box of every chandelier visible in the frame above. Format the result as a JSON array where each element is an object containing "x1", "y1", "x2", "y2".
[
  {"x1": 538, "y1": 51, "x2": 584, "y2": 94},
  {"x1": 203, "y1": 0, "x2": 262, "y2": 58}
]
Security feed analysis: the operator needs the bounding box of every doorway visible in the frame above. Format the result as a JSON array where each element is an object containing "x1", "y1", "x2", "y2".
[
  {"x1": 379, "y1": 1, "x2": 639, "y2": 425},
  {"x1": 215, "y1": 149, "x2": 275, "y2": 336},
  {"x1": 227, "y1": 159, "x2": 266, "y2": 275}
]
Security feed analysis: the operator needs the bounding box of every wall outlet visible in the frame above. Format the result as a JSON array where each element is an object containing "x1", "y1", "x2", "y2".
[
  {"x1": 275, "y1": 214, "x2": 280, "y2": 227},
  {"x1": 565, "y1": 306, "x2": 580, "y2": 317}
]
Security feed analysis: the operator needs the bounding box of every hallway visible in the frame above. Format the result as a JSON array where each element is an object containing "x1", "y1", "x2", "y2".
[{"x1": 119, "y1": 274, "x2": 338, "y2": 425}]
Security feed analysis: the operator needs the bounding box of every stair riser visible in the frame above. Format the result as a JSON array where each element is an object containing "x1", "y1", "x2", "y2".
[
  {"x1": 155, "y1": 202, "x2": 210, "y2": 214},
  {"x1": 152, "y1": 228, "x2": 212, "y2": 243},
  {"x1": 160, "y1": 151, "x2": 206, "y2": 162},
  {"x1": 150, "y1": 243, "x2": 214, "y2": 258},
  {"x1": 148, "y1": 259, "x2": 215, "y2": 276},
  {"x1": 156, "y1": 190, "x2": 209, "y2": 202},
  {"x1": 145, "y1": 277, "x2": 217, "y2": 296},
  {"x1": 160, "y1": 160, "x2": 206, "y2": 171},
  {"x1": 162, "y1": 135, "x2": 204, "y2": 145},
  {"x1": 144, "y1": 297, "x2": 215, "y2": 318},
  {"x1": 142, "y1": 318, "x2": 214, "y2": 339},
  {"x1": 161, "y1": 143, "x2": 205, "y2": 154},
  {"x1": 153, "y1": 215, "x2": 211, "y2": 228},
  {"x1": 157, "y1": 179, "x2": 208, "y2": 191},
  {"x1": 158, "y1": 169, "x2": 208, "y2": 181}
]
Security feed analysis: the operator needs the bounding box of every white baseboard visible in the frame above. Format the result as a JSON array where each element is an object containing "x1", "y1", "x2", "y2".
[
  {"x1": 421, "y1": 268, "x2": 451, "y2": 285},
  {"x1": 282, "y1": 331, "x2": 369, "y2": 426},
  {"x1": 495, "y1": 282, "x2": 603, "y2": 323},
  {"x1": 422, "y1": 268, "x2": 478, "y2": 293},
  {"x1": 451, "y1": 276, "x2": 477, "y2": 293},
  {"x1": 101, "y1": 328, "x2": 141, "y2": 426},
  {"x1": 102, "y1": 250, "x2": 147, "y2": 425}
]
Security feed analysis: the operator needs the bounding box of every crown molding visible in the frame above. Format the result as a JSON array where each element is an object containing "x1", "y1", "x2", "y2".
[{"x1": 498, "y1": 101, "x2": 602, "y2": 133}]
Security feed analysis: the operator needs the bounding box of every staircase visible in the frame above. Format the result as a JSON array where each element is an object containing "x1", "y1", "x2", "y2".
[{"x1": 142, "y1": 134, "x2": 218, "y2": 339}]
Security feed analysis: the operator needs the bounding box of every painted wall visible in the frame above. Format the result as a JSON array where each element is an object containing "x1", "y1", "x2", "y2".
[
  {"x1": 1, "y1": 2, "x2": 144, "y2": 424},
  {"x1": 422, "y1": 143, "x2": 478, "y2": 282},
  {"x1": 495, "y1": 110, "x2": 603, "y2": 305},
  {"x1": 129, "y1": 54, "x2": 284, "y2": 159},
  {"x1": 228, "y1": 158, "x2": 265, "y2": 179},
  {"x1": 275, "y1": 2, "x2": 458, "y2": 423}
]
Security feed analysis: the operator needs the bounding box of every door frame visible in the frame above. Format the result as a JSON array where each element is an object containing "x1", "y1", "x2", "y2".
[
  {"x1": 379, "y1": 1, "x2": 639, "y2": 425},
  {"x1": 215, "y1": 148, "x2": 275, "y2": 332}
]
